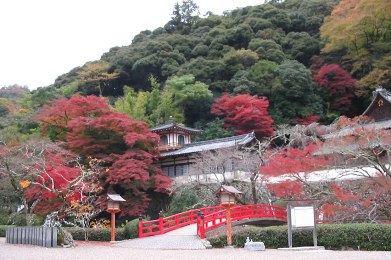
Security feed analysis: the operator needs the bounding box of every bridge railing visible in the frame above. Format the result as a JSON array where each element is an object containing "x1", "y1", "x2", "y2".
[
  {"x1": 138, "y1": 206, "x2": 224, "y2": 238},
  {"x1": 139, "y1": 204, "x2": 287, "y2": 238},
  {"x1": 197, "y1": 204, "x2": 287, "y2": 239}
]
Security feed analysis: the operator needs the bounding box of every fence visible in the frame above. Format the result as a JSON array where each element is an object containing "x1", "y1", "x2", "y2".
[{"x1": 6, "y1": 226, "x2": 58, "y2": 248}]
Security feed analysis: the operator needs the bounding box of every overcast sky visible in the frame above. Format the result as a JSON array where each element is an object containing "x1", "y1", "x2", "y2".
[{"x1": 0, "y1": 0, "x2": 262, "y2": 90}]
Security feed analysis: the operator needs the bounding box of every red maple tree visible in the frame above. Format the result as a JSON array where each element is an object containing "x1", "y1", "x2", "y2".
[
  {"x1": 295, "y1": 113, "x2": 320, "y2": 125},
  {"x1": 36, "y1": 95, "x2": 172, "y2": 216},
  {"x1": 314, "y1": 64, "x2": 356, "y2": 113},
  {"x1": 260, "y1": 143, "x2": 331, "y2": 200},
  {"x1": 24, "y1": 154, "x2": 86, "y2": 216},
  {"x1": 261, "y1": 143, "x2": 330, "y2": 177},
  {"x1": 317, "y1": 117, "x2": 391, "y2": 222},
  {"x1": 211, "y1": 93, "x2": 274, "y2": 138},
  {"x1": 0, "y1": 139, "x2": 93, "y2": 224}
]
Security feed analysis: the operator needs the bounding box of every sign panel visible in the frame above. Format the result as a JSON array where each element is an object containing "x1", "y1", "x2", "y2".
[{"x1": 290, "y1": 206, "x2": 315, "y2": 228}]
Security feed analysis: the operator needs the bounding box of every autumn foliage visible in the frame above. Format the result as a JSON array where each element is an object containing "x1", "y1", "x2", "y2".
[
  {"x1": 24, "y1": 154, "x2": 84, "y2": 215},
  {"x1": 260, "y1": 143, "x2": 330, "y2": 177},
  {"x1": 314, "y1": 64, "x2": 356, "y2": 113},
  {"x1": 36, "y1": 95, "x2": 171, "y2": 216},
  {"x1": 211, "y1": 93, "x2": 274, "y2": 138}
]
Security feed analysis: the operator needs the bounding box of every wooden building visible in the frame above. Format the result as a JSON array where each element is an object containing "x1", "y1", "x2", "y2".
[
  {"x1": 151, "y1": 118, "x2": 256, "y2": 178},
  {"x1": 362, "y1": 87, "x2": 391, "y2": 121}
]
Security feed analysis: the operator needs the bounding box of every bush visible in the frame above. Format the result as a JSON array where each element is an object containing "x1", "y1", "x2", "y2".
[
  {"x1": 0, "y1": 209, "x2": 10, "y2": 225},
  {"x1": 208, "y1": 224, "x2": 391, "y2": 251},
  {"x1": 165, "y1": 191, "x2": 200, "y2": 216},
  {"x1": 0, "y1": 225, "x2": 14, "y2": 237},
  {"x1": 9, "y1": 212, "x2": 43, "y2": 226},
  {"x1": 124, "y1": 219, "x2": 139, "y2": 239},
  {"x1": 65, "y1": 227, "x2": 126, "y2": 242}
]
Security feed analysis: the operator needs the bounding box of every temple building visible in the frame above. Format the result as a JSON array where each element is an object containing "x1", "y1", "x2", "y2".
[
  {"x1": 322, "y1": 87, "x2": 391, "y2": 141},
  {"x1": 151, "y1": 117, "x2": 256, "y2": 178},
  {"x1": 362, "y1": 87, "x2": 391, "y2": 122}
]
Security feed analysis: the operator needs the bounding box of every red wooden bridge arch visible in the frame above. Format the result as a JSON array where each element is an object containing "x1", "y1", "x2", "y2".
[{"x1": 138, "y1": 204, "x2": 287, "y2": 238}]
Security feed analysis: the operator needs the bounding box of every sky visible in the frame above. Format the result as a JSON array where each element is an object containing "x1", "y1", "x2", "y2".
[{"x1": 0, "y1": 0, "x2": 262, "y2": 90}]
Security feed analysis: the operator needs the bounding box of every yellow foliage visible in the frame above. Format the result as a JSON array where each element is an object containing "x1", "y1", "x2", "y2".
[
  {"x1": 18, "y1": 108, "x2": 29, "y2": 113},
  {"x1": 321, "y1": 0, "x2": 391, "y2": 53},
  {"x1": 19, "y1": 180, "x2": 31, "y2": 189}
]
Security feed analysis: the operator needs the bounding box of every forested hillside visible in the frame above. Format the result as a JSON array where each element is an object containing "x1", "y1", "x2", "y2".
[{"x1": 2, "y1": 0, "x2": 391, "y2": 141}]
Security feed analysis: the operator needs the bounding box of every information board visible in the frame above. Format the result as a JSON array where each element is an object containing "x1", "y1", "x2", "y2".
[{"x1": 290, "y1": 206, "x2": 315, "y2": 228}]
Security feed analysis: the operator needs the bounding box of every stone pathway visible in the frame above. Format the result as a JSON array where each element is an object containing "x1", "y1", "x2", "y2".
[{"x1": 114, "y1": 224, "x2": 210, "y2": 250}]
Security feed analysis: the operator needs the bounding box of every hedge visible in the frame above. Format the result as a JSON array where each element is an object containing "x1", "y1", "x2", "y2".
[
  {"x1": 64, "y1": 227, "x2": 127, "y2": 241},
  {"x1": 208, "y1": 223, "x2": 391, "y2": 251},
  {"x1": 0, "y1": 225, "x2": 14, "y2": 237}
]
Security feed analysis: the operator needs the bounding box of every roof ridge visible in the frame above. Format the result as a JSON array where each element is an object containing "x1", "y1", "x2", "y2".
[
  {"x1": 150, "y1": 122, "x2": 202, "y2": 133},
  {"x1": 182, "y1": 133, "x2": 254, "y2": 148}
]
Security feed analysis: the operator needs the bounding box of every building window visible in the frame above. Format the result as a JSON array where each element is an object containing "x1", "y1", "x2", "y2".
[
  {"x1": 162, "y1": 165, "x2": 189, "y2": 177},
  {"x1": 225, "y1": 160, "x2": 234, "y2": 172},
  {"x1": 178, "y1": 135, "x2": 185, "y2": 145},
  {"x1": 160, "y1": 135, "x2": 168, "y2": 145}
]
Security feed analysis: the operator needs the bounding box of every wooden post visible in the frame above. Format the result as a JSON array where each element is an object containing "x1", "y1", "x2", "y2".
[
  {"x1": 138, "y1": 215, "x2": 143, "y2": 238},
  {"x1": 199, "y1": 213, "x2": 205, "y2": 239},
  {"x1": 110, "y1": 211, "x2": 116, "y2": 242},
  {"x1": 158, "y1": 211, "x2": 163, "y2": 235},
  {"x1": 226, "y1": 205, "x2": 232, "y2": 246}
]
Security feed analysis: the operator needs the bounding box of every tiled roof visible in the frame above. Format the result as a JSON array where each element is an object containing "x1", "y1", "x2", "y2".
[
  {"x1": 161, "y1": 132, "x2": 256, "y2": 157},
  {"x1": 376, "y1": 88, "x2": 391, "y2": 102},
  {"x1": 220, "y1": 185, "x2": 243, "y2": 194},
  {"x1": 363, "y1": 87, "x2": 391, "y2": 116},
  {"x1": 151, "y1": 122, "x2": 202, "y2": 134},
  {"x1": 323, "y1": 88, "x2": 391, "y2": 140},
  {"x1": 322, "y1": 119, "x2": 391, "y2": 139}
]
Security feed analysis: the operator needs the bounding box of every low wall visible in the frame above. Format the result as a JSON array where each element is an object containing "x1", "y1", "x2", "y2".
[{"x1": 6, "y1": 226, "x2": 57, "y2": 248}]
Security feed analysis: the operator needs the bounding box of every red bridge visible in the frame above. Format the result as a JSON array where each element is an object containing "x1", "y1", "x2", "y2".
[{"x1": 138, "y1": 204, "x2": 287, "y2": 238}]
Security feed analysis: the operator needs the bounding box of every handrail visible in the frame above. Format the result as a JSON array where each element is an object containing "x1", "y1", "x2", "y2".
[
  {"x1": 138, "y1": 206, "x2": 224, "y2": 238},
  {"x1": 139, "y1": 204, "x2": 287, "y2": 238},
  {"x1": 197, "y1": 204, "x2": 287, "y2": 238}
]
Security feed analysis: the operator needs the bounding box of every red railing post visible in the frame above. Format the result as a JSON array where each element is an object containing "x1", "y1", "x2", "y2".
[
  {"x1": 199, "y1": 212, "x2": 205, "y2": 239},
  {"x1": 159, "y1": 211, "x2": 164, "y2": 235},
  {"x1": 138, "y1": 215, "x2": 143, "y2": 238}
]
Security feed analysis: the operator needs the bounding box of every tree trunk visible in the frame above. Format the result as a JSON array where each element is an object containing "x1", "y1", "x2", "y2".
[{"x1": 250, "y1": 173, "x2": 258, "y2": 204}]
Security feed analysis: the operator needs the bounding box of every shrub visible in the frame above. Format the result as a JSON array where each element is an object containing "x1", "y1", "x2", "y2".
[
  {"x1": 164, "y1": 191, "x2": 200, "y2": 216},
  {"x1": 0, "y1": 225, "x2": 14, "y2": 237},
  {"x1": 9, "y1": 212, "x2": 43, "y2": 226},
  {"x1": 208, "y1": 224, "x2": 391, "y2": 251},
  {"x1": 0, "y1": 209, "x2": 10, "y2": 225},
  {"x1": 65, "y1": 227, "x2": 126, "y2": 242},
  {"x1": 124, "y1": 219, "x2": 139, "y2": 239}
]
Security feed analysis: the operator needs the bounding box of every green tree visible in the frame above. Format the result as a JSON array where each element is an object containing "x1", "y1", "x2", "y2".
[
  {"x1": 223, "y1": 49, "x2": 259, "y2": 78},
  {"x1": 228, "y1": 70, "x2": 257, "y2": 95},
  {"x1": 151, "y1": 89, "x2": 182, "y2": 125},
  {"x1": 194, "y1": 119, "x2": 233, "y2": 142},
  {"x1": 248, "y1": 60, "x2": 279, "y2": 97},
  {"x1": 164, "y1": 75, "x2": 213, "y2": 126},
  {"x1": 282, "y1": 32, "x2": 319, "y2": 66},
  {"x1": 113, "y1": 86, "x2": 149, "y2": 123},
  {"x1": 271, "y1": 60, "x2": 323, "y2": 124},
  {"x1": 251, "y1": 39, "x2": 285, "y2": 64},
  {"x1": 166, "y1": 0, "x2": 200, "y2": 33}
]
